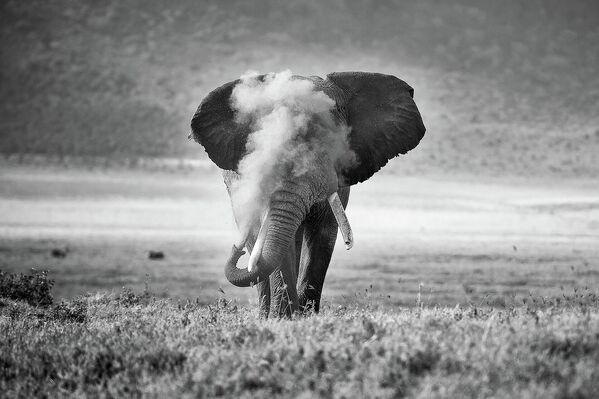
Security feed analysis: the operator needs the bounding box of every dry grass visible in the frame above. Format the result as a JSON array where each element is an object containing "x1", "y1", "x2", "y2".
[{"x1": 1, "y1": 274, "x2": 599, "y2": 398}]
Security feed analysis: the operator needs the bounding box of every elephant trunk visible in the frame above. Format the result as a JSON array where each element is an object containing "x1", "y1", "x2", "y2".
[
  {"x1": 224, "y1": 189, "x2": 309, "y2": 288},
  {"x1": 224, "y1": 244, "x2": 253, "y2": 287}
]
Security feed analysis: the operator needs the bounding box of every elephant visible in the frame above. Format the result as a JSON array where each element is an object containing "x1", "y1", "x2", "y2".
[{"x1": 190, "y1": 71, "x2": 425, "y2": 318}]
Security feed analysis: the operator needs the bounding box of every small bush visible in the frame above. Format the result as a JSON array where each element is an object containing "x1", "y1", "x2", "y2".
[
  {"x1": 49, "y1": 299, "x2": 87, "y2": 323},
  {"x1": 117, "y1": 286, "x2": 151, "y2": 307},
  {"x1": 0, "y1": 269, "x2": 54, "y2": 306}
]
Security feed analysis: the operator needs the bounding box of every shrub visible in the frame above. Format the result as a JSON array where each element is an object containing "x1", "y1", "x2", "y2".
[
  {"x1": 117, "y1": 286, "x2": 151, "y2": 307},
  {"x1": 0, "y1": 269, "x2": 54, "y2": 306},
  {"x1": 49, "y1": 299, "x2": 87, "y2": 323}
]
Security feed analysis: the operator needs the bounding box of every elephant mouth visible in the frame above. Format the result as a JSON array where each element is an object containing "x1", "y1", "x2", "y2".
[{"x1": 224, "y1": 191, "x2": 353, "y2": 287}]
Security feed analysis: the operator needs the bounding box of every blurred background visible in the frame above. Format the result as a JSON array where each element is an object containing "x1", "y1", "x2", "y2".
[{"x1": 1, "y1": 0, "x2": 598, "y2": 306}]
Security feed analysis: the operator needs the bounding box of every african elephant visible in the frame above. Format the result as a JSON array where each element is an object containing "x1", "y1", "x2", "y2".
[{"x1": 190, "y1": 71, "x2": 425, "y2": 318}]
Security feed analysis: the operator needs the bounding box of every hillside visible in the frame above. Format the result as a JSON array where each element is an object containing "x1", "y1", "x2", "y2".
[{"x1": 1, "y1": 0, "x2": 598, "y2": 176}]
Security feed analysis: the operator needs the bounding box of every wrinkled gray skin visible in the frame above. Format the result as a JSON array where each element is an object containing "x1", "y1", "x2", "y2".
[
  {"x1": 223, "y1": 170, "x2": 350, "y2": 318},
  {"x1": 191, "y1": 72, "x2": 426, "y2": 318}
]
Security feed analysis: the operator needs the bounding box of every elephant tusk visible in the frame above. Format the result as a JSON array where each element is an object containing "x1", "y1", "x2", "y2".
[
  {"x1": 328, "y1": 192, "x2": 353, "y2": 250},
  {"x1": 247, "y1": 209, "x2": 269, "y2": 272}
]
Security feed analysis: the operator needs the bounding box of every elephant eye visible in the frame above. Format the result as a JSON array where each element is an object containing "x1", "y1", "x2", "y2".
[{"x1": 408, "y1": 88, "x2": 414, "y2": 98}]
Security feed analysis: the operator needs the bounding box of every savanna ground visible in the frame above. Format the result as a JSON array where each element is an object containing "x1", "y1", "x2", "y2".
[
  {"x1": 1, "y1": 163, "x2": 598, "y2": 306},
  {"x1": 1, "y1": 162, "x2": 598, "y2": 397}
]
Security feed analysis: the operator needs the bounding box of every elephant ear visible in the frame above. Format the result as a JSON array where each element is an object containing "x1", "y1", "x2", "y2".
[
  {"x1": 190, "y1": 75, "x2": 266, "y2": 171},
  {"x1": 325, "y1": 72, "x2": 426, "y2": 185}
]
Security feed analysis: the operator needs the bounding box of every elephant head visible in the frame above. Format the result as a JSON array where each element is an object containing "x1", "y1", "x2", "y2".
[{"x1": 190, "y1": 71, "x2": 425, "y2": 288}]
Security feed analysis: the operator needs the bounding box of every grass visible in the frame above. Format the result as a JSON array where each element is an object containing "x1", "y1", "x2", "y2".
[
  {"x1": 1, "y1": 270, "x2": 599, "y2": 398},
  {"x1": 1, "y1": 164, "x2": 598, "y2": 396},
  {"x1": 0, "y1": 269, "x2": 54, "y2": 307}
]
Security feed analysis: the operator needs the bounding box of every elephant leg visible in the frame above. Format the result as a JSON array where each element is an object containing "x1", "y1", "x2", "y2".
[
  {"x1": 248, "y1": 235, "x2": 271, "y2": 318},
  {"x1": 297, "y1": 186, "x2": 350, "y2": 313},
  {"x1": 255, "y1": 280, "x2": 271, "y2": 319},
  {"x1": 265, "y1": 225, "x2": 304, "y2": 318},
  {"x1": 269, "y1": 240, "x2": 299, "y2": 318},
  {"x1": 240, "y1": 234, "x2": 271, "y2": 318}
]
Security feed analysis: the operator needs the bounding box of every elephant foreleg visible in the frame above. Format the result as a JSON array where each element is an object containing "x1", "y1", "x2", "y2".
[
  {"x1": 255, "y1": 280, "x2": 270, "y2": 319},
  {"x1": 241, "y1": 235, "x2": 271, "y2": 318},
  {"x1": 297, "y1": 187, "x2": 350, "y2": 313},
  {"x1": 269, "y1": 241, "x2": 299, "y2": 318}
]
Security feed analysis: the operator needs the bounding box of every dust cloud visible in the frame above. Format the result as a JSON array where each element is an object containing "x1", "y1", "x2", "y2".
[{"x1": 229, "y1": 70, "x2": 355, "y2": 237}]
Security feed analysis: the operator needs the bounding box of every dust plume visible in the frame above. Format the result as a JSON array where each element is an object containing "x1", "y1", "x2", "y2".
[{"x1": 230, "y1": 70, "x2": 354, "y2": 237}]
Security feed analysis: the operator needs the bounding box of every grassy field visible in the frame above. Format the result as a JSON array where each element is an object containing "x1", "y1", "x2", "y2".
[
  {"x1": 1, "y1": 164, "x2": 598, "y2": 397},
  {"x1": 1, "y1": 275, "x2": 599, "y2": 398}
]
